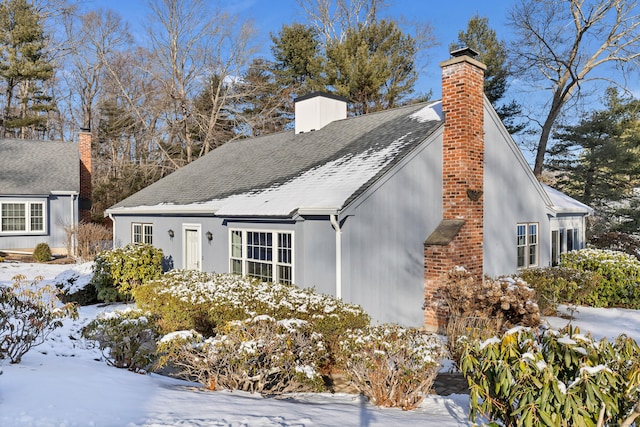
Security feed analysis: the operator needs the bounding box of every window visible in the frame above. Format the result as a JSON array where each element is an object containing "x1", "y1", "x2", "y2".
[
  {"x1": 132, "y1": 223, "x2": 153, "y2": 244},
  {"x1": 566, "y1": 228, "x2": 574, "y2": 252},
  {"x1": 517, "y1": 223, "x2": 538, "y2": 268},
  {"x1": 551, "y1": 230, "x2": 559, "y2": 266},
  {"x1": 229, "y1": 229, "x2": 293, "y2": 284},
  {"x1": 0, "y1": 201, "x2": 45, "y2": 233}
]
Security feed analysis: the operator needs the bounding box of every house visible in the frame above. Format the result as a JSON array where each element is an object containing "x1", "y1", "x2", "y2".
[
  {"x1": 105, "y1": 49, "x2": 592, "y2": 329},
  {"x1": 0, "y1": 131, "x2": 92, "y2": 256}
]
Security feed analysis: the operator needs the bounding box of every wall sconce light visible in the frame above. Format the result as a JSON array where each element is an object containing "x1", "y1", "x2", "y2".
[
  {"x1": 168, "y1": 229, "x2": 174, "y2": 238},
  {"x1": 206, "y1": 231, "x2": 213, "y2": 241}
]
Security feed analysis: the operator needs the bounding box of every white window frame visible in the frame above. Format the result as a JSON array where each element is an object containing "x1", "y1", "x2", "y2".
[
  {"x1": 229, "y1": 228, "x2": 294, "y2": 284},
  {"x1": 517, "y1": 223, "x2": 539, "y2": 269},
  {"x1": 132, "y1": 222, "x2": 153, "y2": 244},
  {"x1": 0, "y1": 200, "x2": 46, "y2": 234}
]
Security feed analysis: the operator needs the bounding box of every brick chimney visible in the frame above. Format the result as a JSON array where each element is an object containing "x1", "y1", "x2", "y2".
[
  {"x1": 79, "y1": 129, "x2": 92, "y2": 222},
  {"x1": 423, "y1": 48, "x2": 486, "y2": 332}
]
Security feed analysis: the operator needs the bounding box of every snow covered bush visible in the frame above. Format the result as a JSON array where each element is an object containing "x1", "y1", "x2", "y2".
[
  {"x1": 560, "y1": 248, "x2": 640, "y2": 308},
  {"x1": 134, "y1": 270, "x2": 369, "y2": 370},
  {"x1": 436, "y1": 267, "x2": 541, "y2": 367},
  {"x1": 461, "y1": 325, "x2": 640, "y2": 426},
  {"x1": 157, "y1": 315, "x2": 326, "y2": 395},
  {"x1": 0, "y1": 275, "x2": 78, "y2": 364},
  {"x1": 82, "y1": 307, "x2": 160, "y2": 372},
  {"x1": 54, "y1": 264, "x2": 98, "y2": 306},
  {"x1": 519, "y1": 266, "x2": 599, "y2": 315},
  {"x1": 91, "y1": 243, "x2": 163, "y2": 302},
  {"x1": 339, "y1": 325, "x2": 445, "y2": 410}
]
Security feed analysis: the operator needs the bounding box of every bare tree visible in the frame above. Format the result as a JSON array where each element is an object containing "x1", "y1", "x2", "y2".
[
  {"x1": 66, "y1": 9, "x2": 132, "y2": 131},
  {"x1": 140, "y1": 0, "x2": 257, "y2": 165},
  {"x1": 297, "y1": 0, "x2": 386, "y2": 42},
  {"x1": 509, "y1": 0, "x2": 640, "y2": 178}
]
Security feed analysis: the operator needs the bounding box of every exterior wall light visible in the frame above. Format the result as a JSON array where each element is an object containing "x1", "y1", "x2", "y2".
[
  {"x1": 206, "y1": 231, "x2": 213, "y2": 241},
  {"x1": 168, "y1": 229, "x2": 174, "y2": 238}
]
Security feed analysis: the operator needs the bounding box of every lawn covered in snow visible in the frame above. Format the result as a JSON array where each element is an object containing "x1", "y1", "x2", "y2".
[{"x1": 1, "y1": 261, "x2": 639, "y2": 426}]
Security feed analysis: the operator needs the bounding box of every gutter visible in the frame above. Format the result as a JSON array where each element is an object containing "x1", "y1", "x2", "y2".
[{"x1": 329, "y1": 214, "x2": 342, "y2": 299}]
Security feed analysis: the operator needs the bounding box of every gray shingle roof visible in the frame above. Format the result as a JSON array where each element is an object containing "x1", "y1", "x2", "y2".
[
  {"x1": 109, "y1": 101, "x2": 443, "y2": 216},
  {"x1": 0, "y1": 138, "x2": 79, "y2": 195}
]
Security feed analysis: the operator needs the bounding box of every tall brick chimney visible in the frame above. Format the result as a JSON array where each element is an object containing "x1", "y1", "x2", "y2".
[
  {"x1": 423, "y1": 48, "x2": 486, "y2": 332},
  {"x1": 79, "y1": 129, "x2": 92, "y2": 222}
]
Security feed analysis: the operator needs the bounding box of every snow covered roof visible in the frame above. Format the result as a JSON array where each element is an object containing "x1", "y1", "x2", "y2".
[
  {"x1": 542, "y1": 184, "x2": 594, "y2": 215},
  {"x1": 107, "y1": 101, "x2": 443, "y2": 217},
  {"x1": 0, "y1": 138, "x2": 79, "y2": 195}
]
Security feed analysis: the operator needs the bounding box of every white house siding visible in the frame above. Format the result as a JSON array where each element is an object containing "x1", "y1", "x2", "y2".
[
  {"x1": 0, "y1": 194, "x2": 76, "y2": 253},
  {"x1": 483, "y1": 105, "x2": 553, "y2": 275},
  {"x1": 339, "y1": 132, "x2": 443, "y2": 326}
]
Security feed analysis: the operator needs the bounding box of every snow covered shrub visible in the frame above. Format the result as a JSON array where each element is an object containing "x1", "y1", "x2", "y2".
[
  {"x1": 462, "y1": 325, "x2": 640, "y2": 427},
  {"x1": 157, "y1": 315, "x2": 326, "y2": 395},
  {"x1": 339, "y1": 325, "x2": 445, "y2": 410},
  {"x1": 134, "y1": 270, "x2": 369, "y2": 370},
  {"x1": 0, "y1": 275, "x2": 78, "y2": 364},
  {"x1": 54, "y1": 265, "x2": 98, "y2": 306},
  {"x1": 32, "y1": 242, "x2": 52, "y2": 262},
  {"x1": 519, "y1": 267, "x2": 599, "y2": 315},
  {"x1": 590, "y1": 231, "x2": 640, "y2": 260},
  {"x1": 437, "y1": 268, "x2": 540, "y2": 367},
  {"x1": 91, "y1": 243, "x2": 163, "y2": 302},
  {"x1": 82, "y1": 307, "x2": 160, "y2": 372},
  {"x1": 560, "y1": 248, "x2": 640, "y2": 308}
]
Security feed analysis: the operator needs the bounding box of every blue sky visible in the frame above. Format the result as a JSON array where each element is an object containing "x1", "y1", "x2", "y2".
[{"x1": 86, "y1": 0, "x2": 515, "y2": 99}]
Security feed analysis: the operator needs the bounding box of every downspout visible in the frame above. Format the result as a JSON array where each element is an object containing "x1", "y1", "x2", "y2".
[
  {"x1": 70, "y1": 193, "x2": 77, "y2": 257},
  {"x1": 329, "y1": 214, "x2": 342, "y2": 299},
  {"x1": 108, "y1": 213, "x2": 116, "y2": 249}
]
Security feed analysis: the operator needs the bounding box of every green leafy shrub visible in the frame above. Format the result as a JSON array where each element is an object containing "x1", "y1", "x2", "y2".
[
  {"x1": 519, "y1": 267, "x2": 600, "y2": 315},
  {"x1": 91, "y1": 243, "x2": 163, "y2": 302},
  {"x1": 340, "y1": 325, "x2": 445, "y2": 410},
  {"x1": 32, "y1": 243, "x2": 52, "y2": 262},
  {"x1": 560, "y1": 248, "x2": 640, "y2": 308},
  {"x1": 0, "y1": 275, "x2": 78, "y2": 364},
  {"x1": 134, "y1": 270, "x2": 369, "y2": 371},
  {"x1": 461, "y1": 325, "x2": 640, "y2": 426},
  {"x1": 82, "y1": 307, "x2": 160, "y2": 372},
  {"x1": 157, "y1": 315, "x2": 326, "y2": 395}
]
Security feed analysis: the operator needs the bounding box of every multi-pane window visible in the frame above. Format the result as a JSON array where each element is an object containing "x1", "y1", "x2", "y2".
[
  {"x1": 132, "y1": 223, "x2": 153, "y2": 244},
  {"x1": 517, "y1": 223, "x2": 538, "y2": 268},
  {"x1": 566, "y1": 228, "x2": 574, "y2": 252},
  {"x1": 229, "y1": 229, "x2": 293, "y2": 284},
  {"x1": 1, "y1": 202, "x2": 45, "y2": 233}
]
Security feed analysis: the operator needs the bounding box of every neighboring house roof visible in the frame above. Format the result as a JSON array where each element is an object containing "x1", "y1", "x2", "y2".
[
  {"x1": 0, "y1": 138, "x2": 80, "y2": 195},
  {"x1": 542, "y1": 184, "x2": 594, "y2": 215},
  {"x1": 108, "y1": 101, "x2": 444, "y2": 217}
]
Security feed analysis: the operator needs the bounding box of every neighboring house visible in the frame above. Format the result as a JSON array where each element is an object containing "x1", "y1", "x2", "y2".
[
  {"x1": 106, "y1": 49, "x2": 592, "y2": 328},
  {"x1": 0, "y1": 132, "x2": 92, "y2": 256}
]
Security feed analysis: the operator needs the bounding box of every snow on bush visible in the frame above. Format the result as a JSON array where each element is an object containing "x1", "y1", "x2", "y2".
[
  {"x1": 462, "y1": 325, "x2": 640, "y2": 426},
  {"x1": 560, "y1": 248, "x2": 640, "y2": 308},
  {"x1": 82, "y1": 307, "x2": 160, "y2": 372},
  {"x1": 0, "y1": 275, "x2": 78, "y2": 364},
  {"x1": 157, "y1": 315, "x2": 326, "y2": 395},
  {"x1": 134, "y1": 270, "x2": 369, "y2": 369},
  {"x1": 339, "y1": 324, "x2": 445, "y2": 410}
]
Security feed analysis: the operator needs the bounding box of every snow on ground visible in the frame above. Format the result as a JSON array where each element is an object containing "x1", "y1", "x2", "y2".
[{"x1": 1, "y1": 261, "x2": 640, "y2": 426}]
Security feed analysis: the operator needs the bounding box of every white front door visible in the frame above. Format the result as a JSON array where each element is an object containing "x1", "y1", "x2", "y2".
[{"x1": 184, "y1": 227, "x2": 201, "y2": 270}]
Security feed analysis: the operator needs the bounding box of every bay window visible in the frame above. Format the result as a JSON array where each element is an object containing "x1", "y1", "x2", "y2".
[{"x1": 230, "y1": 229, "x2": 293, "y2": 284}]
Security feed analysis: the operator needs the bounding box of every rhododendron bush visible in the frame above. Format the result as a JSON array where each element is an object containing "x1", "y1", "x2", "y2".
[
  {"x1": 461, "y1": 325, "x2": 640, "y2": 426},
  {"x1": 0, "y1": 275, "x2": 77, "y2": 364},
  {"x1": 156, "y1": 315, "x2": 326, "y2": 395},
  {"x1": 340, "y1": 325, "x2": 445, "y2": 410},
  {"x1": 134, "y1": 270, "x2": 369, "y2": 368}
]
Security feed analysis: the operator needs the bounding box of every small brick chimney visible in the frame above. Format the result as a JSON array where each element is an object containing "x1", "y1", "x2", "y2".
[
  {"x1": 423, "y1": 48, "x2": 486, "y2": 332},
  {"x1": 79, "y1": 129, "x2": 92, "y2": 222}
]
